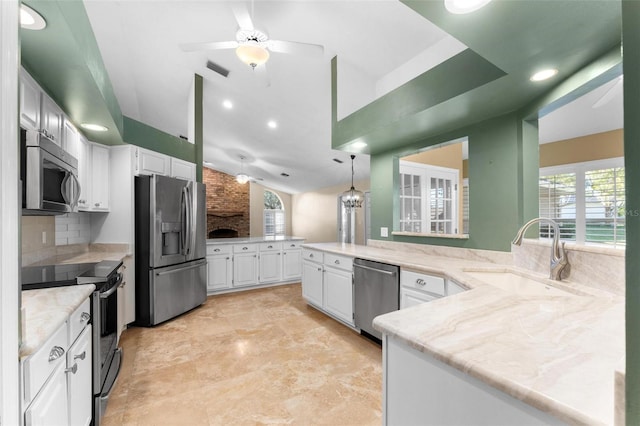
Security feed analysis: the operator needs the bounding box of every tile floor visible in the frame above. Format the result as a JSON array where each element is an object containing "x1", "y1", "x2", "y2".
[{"x1": 102, "y1": 283, "x2": 382, "y2": 425}]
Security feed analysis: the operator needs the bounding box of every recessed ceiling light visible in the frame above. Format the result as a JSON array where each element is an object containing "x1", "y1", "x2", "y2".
[
  {"x1": 20, "y1": 4, "x2": 46, "y2": 30},
  {"x1": 223, "y1": 100, "x2": 233, "y2": 109},
  {"x1": 351, "y1": 141, "x2": 367, "y2": 149},
  {"x1": 444, "y1": 0, "x2": 492, "y2": 14},
  {"x1": 267, "y1": 120, "x2": 277, "y2": 129},
  {"x1": 80, "y1": 123, "x2": 109, "y2": 132},
  {"x1": 530, "y1": 69, "x2": 558, "y2": 82}
]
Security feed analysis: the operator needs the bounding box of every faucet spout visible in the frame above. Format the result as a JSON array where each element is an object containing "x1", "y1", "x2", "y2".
[{"x1": 512, "y1": 218, "x2": 569, "y2": 281}]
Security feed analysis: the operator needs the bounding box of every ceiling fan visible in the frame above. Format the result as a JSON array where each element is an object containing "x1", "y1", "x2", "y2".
[{"x1": 180, "y1": 2, "x2": 324, "y2": 70}]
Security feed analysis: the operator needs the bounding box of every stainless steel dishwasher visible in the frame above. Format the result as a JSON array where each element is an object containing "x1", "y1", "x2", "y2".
[{"x1": 353, "y1": 258, "x2": 400, "y2": 341}]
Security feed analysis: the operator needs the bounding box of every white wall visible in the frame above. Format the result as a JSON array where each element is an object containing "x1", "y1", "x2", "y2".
[
  {"x1": 249, "y1": 182, "x2": 293, "y2": 237},
  {"x1": 292, "y1": 179, "x2": 369, "y2": 244}
]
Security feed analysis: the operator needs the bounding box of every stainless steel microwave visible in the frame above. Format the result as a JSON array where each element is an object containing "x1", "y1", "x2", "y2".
[{"x1": 20, "y1": 127, "x2": 81, "y2": 215}]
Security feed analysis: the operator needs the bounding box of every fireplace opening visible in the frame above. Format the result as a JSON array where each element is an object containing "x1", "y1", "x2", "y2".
[{"x1": 209, "y1": 228, "x2": 239, "y2": 239}]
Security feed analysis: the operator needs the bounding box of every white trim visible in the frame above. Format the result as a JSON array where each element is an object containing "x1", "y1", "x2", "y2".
[{"x1": 0, "y1": 1, "x2": 21, "y2": 424}]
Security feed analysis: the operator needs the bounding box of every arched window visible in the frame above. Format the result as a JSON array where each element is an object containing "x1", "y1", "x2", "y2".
[{"x1": 264, "y1": 190, "x2": 285, "y2": 236}]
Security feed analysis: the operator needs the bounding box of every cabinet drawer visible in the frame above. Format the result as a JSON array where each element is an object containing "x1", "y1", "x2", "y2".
[
  {"x1": 68, "y1": 298, "x2": 91, "y2": 345},
  {"x1": 401, "y1": 270, "x2": 445, "y2": 296},
  {"x1": 324, "y1": 253, "x2": 353, "y2": 271},
  {"x1": 23, "y1": 321, "x2": 68, "y2": 404},
  {"x1": 284, "y1": 241, "x2": 303, "y2": 250},
  {"x1": 206, "y1": 245, "x2": 231, "y2": 256},
  {"x1": 302, "y1": 249, "x2": 323, "y2": 263},
  {"x1": 234, "y1": 244, "x2": 256, "y2": 253},
  {"x1": 259, "y1": 242, "x2": 282, "y2": 252}
]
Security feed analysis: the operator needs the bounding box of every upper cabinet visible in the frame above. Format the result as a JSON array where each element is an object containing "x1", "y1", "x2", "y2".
[
  {"x1": 19, "y1": 69, "x2": 40, "y2": 131},
  {"x1": 135, "y1": 146, "x2": 196, "y2": 181},
  {"x1": 62, "y1": 119, "x2": 80, "y2": 160},
  {"x1": 77, "y1": 139, "x2": 110, "y2": 212},
  {"x1": 40, "y1": 94, "x2": 64, "y2": 146}
]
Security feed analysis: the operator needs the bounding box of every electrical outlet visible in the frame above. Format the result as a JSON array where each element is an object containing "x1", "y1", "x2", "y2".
[
  {"x1": 380, "y1": 227, "x2": 388, "y2": 237},
  {"x1": 42, "y1": 231, "x2": 47, "y2": 244}
]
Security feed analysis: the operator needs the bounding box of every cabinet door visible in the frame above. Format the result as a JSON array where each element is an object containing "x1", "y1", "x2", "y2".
[
  {"x1": 259, "y1": 251, "x2": 282, "y2": 283},
  {"x1": 323, "y1": 266, "x2": 354, "y2": 325},
  {"x1": 170, "y1": 157, "x2": 196, "y2": 181},
  {"x1": 400, "y1": 287, "x2": 439, "y2": 310},
  {"x1": 136, "y1": 148, "x2": 170, "y2": 176},
  {"x1": 67, "y1": 326, "x2": 92, "y2": 426},
  {"x1": 19, "y1": 70, "x2": 40, "y2": 130},
  {"x1": 302, "y1": 260, "x2": 323, "y2": 307},
  {"x1": 62, "y1": 119, "x2": 80, "y2": 160},
  {"x1": 233, "y1": 253, "x2": 258, "y2": 287},
  {"x1": 24, "y1": 363, "x2": 68, "y2": 426},
  {"x1": 282, "y1": 249, "x2": 302, "y2": 281},
  {"x1": 40, "y1": 95, "x2": 63, "y2": 145},
  {"x1": 90, "y1": 143, "x2": 110, "y2": 210},
  {"x1": 207, "y1": 254, "x2": 232, "y2": 291},
  {"x1": 76, "y1": 136, "x2": 91, "y2": 210},
  {"x1": 123, "y1": 256, "x2": 136, "y2": 325}
]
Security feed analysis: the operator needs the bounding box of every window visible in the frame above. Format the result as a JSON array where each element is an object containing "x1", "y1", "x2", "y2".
[
  {"x1": 263, "y1": 190, "x2": 285, "y2": 236},
  {"x1": 539, "y1": 158, "x2": 625, "y2": 247},
  {"x1": 399, "y1": 161, "x2": 459, "y2": 234}
]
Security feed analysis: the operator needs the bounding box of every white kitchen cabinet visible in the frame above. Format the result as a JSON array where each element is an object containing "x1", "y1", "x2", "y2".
[
  {"x1": 40, "y1": 94, "x2": 64, "y2": 146},
  {"x1": 233, "y1": 244, "x2": 258, "y2": 287},
  {"x1": 19, "y1": 69, "x2": 41, "y2": 130},
  {"x1": 77, "y1": 136, "x2": 91, "y2": 210},
  {"x1": 258, "y1": 242, "x2": 282, "y2": 283},
  {"x1": 399, "y1": 270, "x2": 446, "y2": 310},
  {"x1": 62, "y1": 119, "x2": 80, "y2": 160},
  {"x1": 135, "y1": 147, "x2": 170, "y2": 176},
  {"x1": 302, "y1": 250, "x2": 323, "y2": 307},
  {"x1": 170, "y1": 157, "x2": 196, "y2": 181},
  {"x1": 66, "y1": 326, "x2": 92, "y2": 426},
  {"x1": 122, "y1": 256, "x2": 136, "y2": 326},
  {"x1": 282, "y1": 242, "x2": 302, "y2": 281},
  {"x1": 24, "y1": 362, "x2": 68, "y2": 426},
  {"x1": 90, "y1": 143, "x2": 110, "y2": 211},
  {"x1": 302, "y1": 249, "x2": 355, "y2": 326},
  {"x1": 206, "y1": 245, "x2": 232, "y2": 291}
]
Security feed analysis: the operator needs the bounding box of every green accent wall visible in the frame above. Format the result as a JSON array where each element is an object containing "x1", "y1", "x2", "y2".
[
  {"x1": 123, "y1": 117, "x2": 197, "y2": 164},
  {"x1": 623, "y1": 1, "x2": 639, "y2": 423}
]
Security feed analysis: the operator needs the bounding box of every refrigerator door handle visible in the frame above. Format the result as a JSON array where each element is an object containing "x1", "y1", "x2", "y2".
[
  {"x1": 155, "y1": 259, "x2": 207, "y2": 276},
  {"x1": 185, "y1": 185, "x2": 192, "y2": 256},
  {"x1": 180, "y1": 187, "x2": 188, "y2": 255}
]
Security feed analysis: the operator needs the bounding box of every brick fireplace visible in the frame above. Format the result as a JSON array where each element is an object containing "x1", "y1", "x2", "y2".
[{"x1": 203, "y1": 168, "x2": 250, "y2": 238}]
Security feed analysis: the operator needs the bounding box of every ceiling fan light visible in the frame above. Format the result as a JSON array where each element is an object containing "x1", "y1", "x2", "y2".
[
  {"x1": 236, "y1": 173, "x2": 250, "y2": 184},
  {"x1": 236, "y1": 42, "x2": 270, "y2": 68}
]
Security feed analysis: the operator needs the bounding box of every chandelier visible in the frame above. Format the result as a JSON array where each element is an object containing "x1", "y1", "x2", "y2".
[{"x1": 341, "y1": 155, "x2": 364, "y2": 209}]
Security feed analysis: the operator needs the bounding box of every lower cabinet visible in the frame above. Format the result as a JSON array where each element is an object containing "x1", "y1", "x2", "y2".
[
  {"x1": 206, "y1": 241, "x2": 303, "y2": 293},
  {"x1": 400, "y1": 271, "x2": 468, "y2": 309},
  {"x1": 22, "y1": 298, "x2": 93, "y2": 426},
  {"x1": 302, "y1": 249, "x2": 355, "y2": 327}
]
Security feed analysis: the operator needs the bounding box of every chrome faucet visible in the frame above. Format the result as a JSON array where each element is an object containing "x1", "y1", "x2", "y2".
[{"x1": 512, "y1": 217, "x2": 569, "y2": 281}]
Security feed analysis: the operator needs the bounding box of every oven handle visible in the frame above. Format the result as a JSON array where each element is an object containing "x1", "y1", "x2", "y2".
[
  {"x1": 99, "y1": 273, "x2": 123, "y2": 299},
  {"x1": 155, "y1": 260, "x2": 206, "y2": 276}
]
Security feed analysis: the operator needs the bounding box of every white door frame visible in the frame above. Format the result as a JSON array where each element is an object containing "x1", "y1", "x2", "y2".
[{"x1": 0, "y1": 0, "x2": 21, "y2": 424}]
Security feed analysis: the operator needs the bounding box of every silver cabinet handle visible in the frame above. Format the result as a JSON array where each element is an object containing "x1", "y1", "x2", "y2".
[
  {"x1": 416, "y1": 278, "x2": 426, "y2": 286},
  {"x1": 74, "y1": 351, "x2": 86, "y2": 361},
  {"x1": 242, "y1": 247, "x2": 248, "y2": 250},
  {"x1": 214, "y1": 248, "x2": 220, "y2": 252},
  {"x1": 48, "y1": 346, "x2": 65, "y2": 362},
  {"x1": 278, "y1": 253, "x2": 281, "y2": 256},
  {"x1": 65, "y1": 363, "x2": 78, "y2": 374},
  {"x1": 268, "y1": 245, "x2": 273, "y2": 249},
  {"x1": 95, "y1": 202, "x2": 100, "y2": 207},
  {"x1": 334, "y1": 260, "x2": 340, "y2": 265},
  {"x1": 290, "y1": 244, "x2": 296, "y2": 247},
  {"x1": 317, "y1": 267, "x2": 322, "y2": 272},
  {"x1": 309, "y1": 253, "x2": 314, "y2": 258},
  {"x1": 80, "y1": 312, "x2": 91, "y2": 322},
  {"x1": 226, "y1": 257, "x2": 230, "y2": 260}
]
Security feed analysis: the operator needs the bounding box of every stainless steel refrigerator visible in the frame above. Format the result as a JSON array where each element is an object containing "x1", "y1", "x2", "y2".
[{"x1": 134, "y1": 174, "x2": 207, "y2": 326}]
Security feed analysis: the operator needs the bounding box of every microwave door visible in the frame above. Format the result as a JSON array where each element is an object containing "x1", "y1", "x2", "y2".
[{"x1": 25, "y1": 146, "x2": 73, "y2": 213}]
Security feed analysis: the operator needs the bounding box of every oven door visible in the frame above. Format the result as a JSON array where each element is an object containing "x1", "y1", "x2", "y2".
[{"x1": 92, "y1": 273, "x2": 123, "y2": 425}]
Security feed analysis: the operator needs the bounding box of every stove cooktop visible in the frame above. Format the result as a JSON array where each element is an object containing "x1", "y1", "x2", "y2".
[{"x1": 21, "y1": 260, "x2": 123, "y2": 291}]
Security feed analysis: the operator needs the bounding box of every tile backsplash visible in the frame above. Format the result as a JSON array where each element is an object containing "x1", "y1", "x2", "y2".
[{"x1": 55, "y1": 213, "x2": 91, "y2": 245}]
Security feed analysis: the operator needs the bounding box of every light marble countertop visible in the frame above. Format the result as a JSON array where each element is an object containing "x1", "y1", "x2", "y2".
[
  {"x1": 207, "y1": 236, "x2": 305, "y2": 245},
  {"x1": 27, "y1": 250, "x2": 129, "y2": 266},
  {"x1": 303, "y1": 242, "x2": 624, "y2": 426},
  {"x1": 20, "y1": 285, "x2": 96, "y2": 360}
]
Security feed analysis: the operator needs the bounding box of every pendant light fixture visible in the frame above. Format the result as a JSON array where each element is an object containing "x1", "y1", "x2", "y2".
[
  {"x1": 342, "y1": 155, "x2": 364, "y2": 209},
  {"x1": 236, "y1": 155, "x2": 250, "y2": 184}
]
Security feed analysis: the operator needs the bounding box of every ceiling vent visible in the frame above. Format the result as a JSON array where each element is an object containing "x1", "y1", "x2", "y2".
[
  {"x1": 280, "y1": 173, "x2": 289, "y2": 177},
  {"x1": 333, "y1": 158, "x2": 344, "y2": 164},
  {"x1": 206, "y1": 60, "x2": 230, "y2": 78}
]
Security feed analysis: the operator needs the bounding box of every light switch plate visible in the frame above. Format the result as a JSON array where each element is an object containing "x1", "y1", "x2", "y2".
[{"x1": 380, "y1": 227, "x2": 388, "y2": 237}]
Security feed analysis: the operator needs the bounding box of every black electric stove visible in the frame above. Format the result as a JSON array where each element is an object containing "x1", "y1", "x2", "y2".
[{"x1": 21, "y1": 260, "x2": 123, "y2": 291}]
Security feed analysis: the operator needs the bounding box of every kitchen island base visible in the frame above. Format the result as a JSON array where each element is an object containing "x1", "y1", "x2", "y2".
[{"x1": 383, "y1": 335, "x2": 566, "y2": 426}]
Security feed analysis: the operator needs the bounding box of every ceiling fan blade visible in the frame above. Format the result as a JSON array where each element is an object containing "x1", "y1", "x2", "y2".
[
  {"x1": 231, "y1": 3, "x2": 254, "y2": 31},
  {"x1": 254, "y1": 63, "x2": 271, "y2": 88},
  {"x1": 268, "y1": 40, "x2": 324, "y2": 56},
  {"x1": 180, "y1": 40, "x2": 238, "y2": 52},
  {"x1": 592, "y1": 76, "x2": 623, "y2": 109}
]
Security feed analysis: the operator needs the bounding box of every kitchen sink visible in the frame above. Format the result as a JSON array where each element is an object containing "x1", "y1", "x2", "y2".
[{"x1": 464, "y1": 271, "x2": 574, "y2": 296}]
